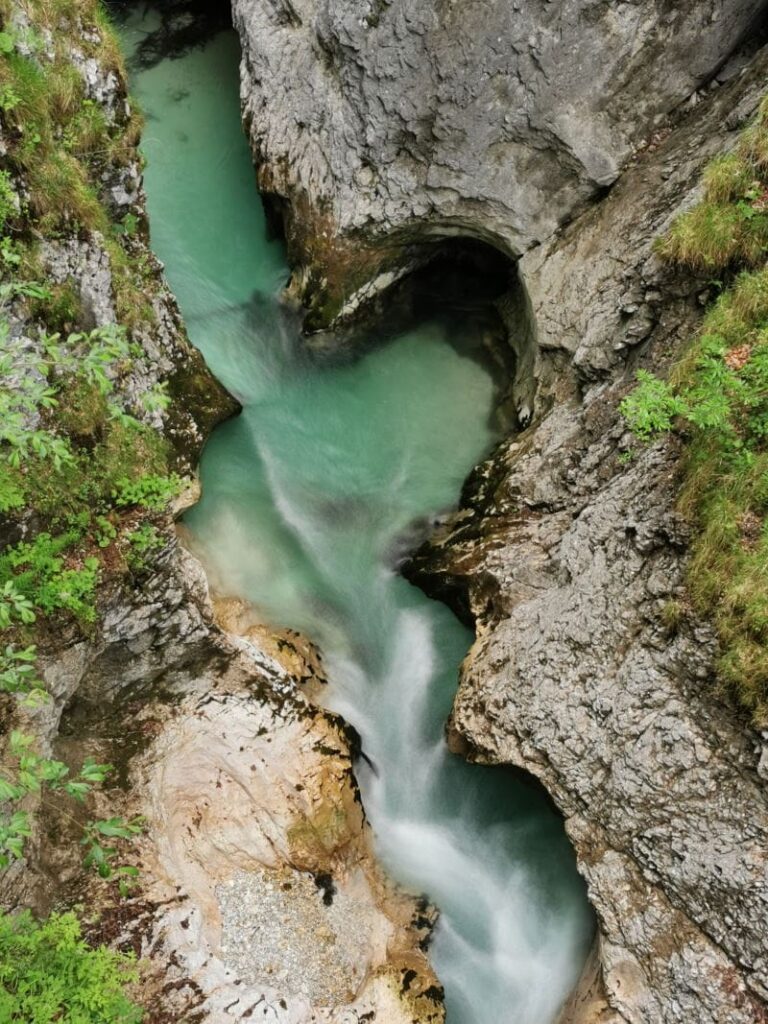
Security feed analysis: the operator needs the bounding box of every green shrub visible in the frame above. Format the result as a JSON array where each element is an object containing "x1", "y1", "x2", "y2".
[
  {"x1": 0, "y1": 532, "x2": 99, "y2": 624},
  {"x1": 620, "y1": 370, "x2": 685, "y2": 439},
  {"x1": 0, "y1": 910, "x2": 143, "y2": 1023},
  {"x1": 0, "y1": 644, "x2": 45, "y2": 704},
  {"x1": 113, "y1": 473, "x2": 181, "y2": 512}
]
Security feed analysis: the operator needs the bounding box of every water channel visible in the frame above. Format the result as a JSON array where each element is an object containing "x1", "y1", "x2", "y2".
[{"x1": 119, "y1": 12, "x2": 594, "y2": 1021}]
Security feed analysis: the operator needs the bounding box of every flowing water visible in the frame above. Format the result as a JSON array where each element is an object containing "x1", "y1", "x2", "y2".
[{"x1": 120, "y1": 13, "x2": 595, "y2": 1022}]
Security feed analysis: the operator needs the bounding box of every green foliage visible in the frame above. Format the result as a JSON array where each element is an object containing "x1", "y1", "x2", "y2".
[
  {"x1": 0, "y1": 579, "x2": 35, "y2": 628},
  {"x1": 623, "y1": 100, "x2": 768, "y2": 724},
  {"x1": 29, "y1": 279, "x2": 83, "y2": 332},
  {"x1": 0, "y1": 170, "x2": 16, "y2": 233},
  {"x1": 0, "y1": 532, "x2": 99, "y2": 623},
  {"x1": 0, "y1": 643, "x2": 143, "y2": 884},
  {"x1": 0, "y1": 644, "x2": 46, "y2": 706},
  {"x1": 0, "y1": 305, "x2": 180, "y2": 620},
  {"x1": 620, "y1": 370, "x2": 684, "y2": 439},
  {"x1": 0, "y1": 319, "x2": 138, "y2": 473},
  {"x1": 658, "y1": 97, "x2": 768, "y2": 270},
  {"x1": 0, "y1": 7, "x2": 133, "y2": 235},
  {"x1": 115, "y1": 212, "x2": 139, "y2": 237},
  {"x1": 0, "y1": 6, "x2": 160, "y2": 1013},
  {"x1": 113, "y1": 473, "x2": 181, "y2": 512},
  {"x1": 0, "y1": 909, "x2": 143, "y2": 1023},
  {"x1": 0, "y1": 726, "x2": 143, "y2": 886},
  {"x1": 82, "y1": 817, "x2": 143, "y2": 889},
  {"x1": 104, "y1": 238, "x2": 156, "y2": 332}
]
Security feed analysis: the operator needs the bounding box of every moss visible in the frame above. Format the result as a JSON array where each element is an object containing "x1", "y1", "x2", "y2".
[
  {"x1": 29, "y1": 277, "x2": 83, "y2": 332},
  {"x1": 104, "y1": 237, "x2": 156, "y2": 331}
]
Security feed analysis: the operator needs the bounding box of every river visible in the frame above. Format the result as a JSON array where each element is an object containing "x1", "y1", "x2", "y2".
[{"x1": 119, "y1": 11, "x2": 594, "y2": 1022}]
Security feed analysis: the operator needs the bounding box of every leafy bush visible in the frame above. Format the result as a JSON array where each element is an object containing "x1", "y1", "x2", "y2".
[
  {"x1": 0, "y1": 310, "x2": 180, "y2": 619},
  {"x1": 0, "y1": 532, "x2": 99, "y2": 623},
  {"x1": 126, "y1": 523, "x2": 163, "y2": 571},
  {"x1": 620, "y1": 370, "x2": 684, "y2": 439},
  {"x1": 112, "y1": 473, "x2": 181, "y2": 512},
  {"x1": 0, "y1": 910, "x2": 143, "y2": 1023}
]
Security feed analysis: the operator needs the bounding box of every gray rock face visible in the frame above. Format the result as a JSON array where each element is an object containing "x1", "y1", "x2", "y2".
[
  {"x1": 405, "y1": 50, "x2": 768, "y2": 1024},
  {"x1": 232, "y1": 0, "x2": 768, "y2": 1018},
  {"x1": 234, "y1": 0, "x2": 764, "y2": 320}
]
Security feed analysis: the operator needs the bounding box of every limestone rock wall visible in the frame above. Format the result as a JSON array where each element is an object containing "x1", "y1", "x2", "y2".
[
  {"x1": 233, "y1": 0, "x2": 765, "y2": 322},
  {"x1": 406, "y1": 47, "x2": 768, "y2": 1024}
]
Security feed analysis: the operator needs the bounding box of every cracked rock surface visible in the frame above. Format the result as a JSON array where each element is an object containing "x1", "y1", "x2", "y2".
[{"x1": 406, "y1": 51, "x2": 768, "y2": 1024}]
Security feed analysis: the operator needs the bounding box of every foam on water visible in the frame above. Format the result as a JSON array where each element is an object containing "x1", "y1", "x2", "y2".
[{"x1": 121, "y1": 13, "x2": 595, "y2": 1022}]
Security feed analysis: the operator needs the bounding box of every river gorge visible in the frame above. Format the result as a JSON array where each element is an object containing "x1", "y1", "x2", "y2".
[
  {"x1": 120, "y1": 10, "x2": 594, "y2": 1020},
  {"x1": 1, "y1": 1, "x2": 767, "y2": 1022}
]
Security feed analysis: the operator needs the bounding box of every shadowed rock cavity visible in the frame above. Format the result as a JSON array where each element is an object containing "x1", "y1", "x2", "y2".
[
  {"x1": 292, "y1": 230, "x2": 539, "y2": 432},
  {"x1": 107, "y1": 0, "x2": 233, "y2": 68}
]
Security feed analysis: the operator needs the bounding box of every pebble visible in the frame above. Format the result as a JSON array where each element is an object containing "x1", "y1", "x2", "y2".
[{"x1": 215, "y1": 865, "x2": 378, "y2": 1005}]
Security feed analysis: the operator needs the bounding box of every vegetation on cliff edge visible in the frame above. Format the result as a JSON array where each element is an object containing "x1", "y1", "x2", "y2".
[
  {"x1": 0, "y1": 0, "x2": 189, "y2": 1017},
  {"x1": 622, "y1": 96, "x2": 768, "y2": 727}
]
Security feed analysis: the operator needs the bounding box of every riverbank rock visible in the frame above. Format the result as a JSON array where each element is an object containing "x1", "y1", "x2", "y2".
[
  {"x1": 132, "y1": 668, "x2": 442, "y2": 1023},
  {"x1": 407, "y1": 44, "x2": 768, "y2": 1024},
  {"x1": 232, "y1": 3, "x2": 768, "y2": 1021}
]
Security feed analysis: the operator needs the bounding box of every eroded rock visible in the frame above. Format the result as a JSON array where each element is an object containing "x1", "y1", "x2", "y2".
[
  {"x1": 134, "y1": 674, "x2": 442, "y2": 1023},
  {"x1": 406, "y1": 50, "x2": 768, "y2": 1024},
  {"x1": 233, "y1": 0, "x2": 765, "y2": 325}
]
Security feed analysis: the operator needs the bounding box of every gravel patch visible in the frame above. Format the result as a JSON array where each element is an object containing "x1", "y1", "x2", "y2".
[{"x1": 216, "y1": 865, "x2": 380, "y2": 1005}]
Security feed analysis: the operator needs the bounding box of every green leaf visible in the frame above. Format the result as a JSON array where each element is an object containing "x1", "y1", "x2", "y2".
[{"x1": 64, "y1": 781, "x2": 90, "y2": 802}]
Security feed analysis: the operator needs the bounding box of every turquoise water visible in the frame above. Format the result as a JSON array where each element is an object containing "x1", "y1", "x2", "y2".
[{"x1": 122, "y1": 15, "x2": 594, "y2": 1022}]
